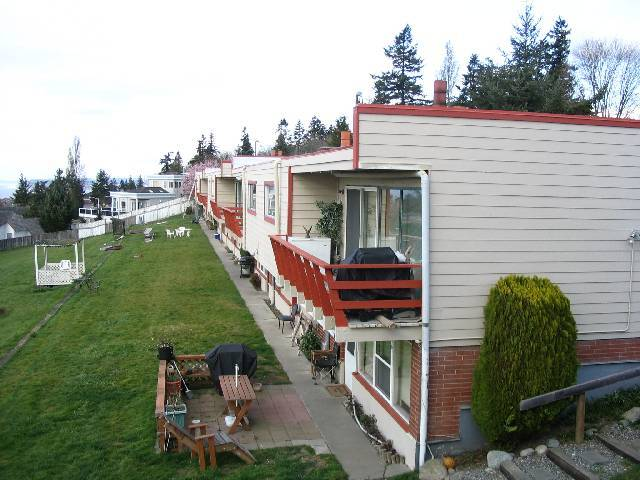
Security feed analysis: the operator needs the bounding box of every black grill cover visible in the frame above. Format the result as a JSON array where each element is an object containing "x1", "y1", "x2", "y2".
[
  {"x1": 205, "y1": 344, "x2": 258, "y2": 395},
  {"x1": 336, "y1": 247, "x2": 411, "y2": 301}
]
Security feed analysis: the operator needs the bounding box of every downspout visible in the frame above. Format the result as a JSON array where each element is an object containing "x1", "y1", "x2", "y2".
[
  {"x1": 242, "y1": 166, "x2": 247, "y2": 250},
  {"x1": 273, "y1": 159, "x2": 282, "y2": 305},
  {"x1": 417, "y1": 170, "x2": 430, "y2": 469}
]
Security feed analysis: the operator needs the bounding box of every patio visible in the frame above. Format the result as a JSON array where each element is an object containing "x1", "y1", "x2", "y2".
[{"x1": 185, "y1": 385, "x2": 327, "y2": 452}]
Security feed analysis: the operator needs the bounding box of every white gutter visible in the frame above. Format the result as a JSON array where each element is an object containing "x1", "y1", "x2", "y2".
[
  {"x1": 242, "y1": 166, "x2": 247, "y2": 250},
  {"x1": 417, "y1": 170, "x2": 430, "y2": 469}
]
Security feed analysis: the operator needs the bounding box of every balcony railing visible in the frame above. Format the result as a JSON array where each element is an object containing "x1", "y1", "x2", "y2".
[
  {"x1": 209, "y1": 199, "x2": 222, "y2": 220},
  {"x1": 196, "y1": 193, "x2": 208, "y2": 206},
  {"x1": 222, "y1": 206, "x2": 243, "y2": 238},
  {"x1": 78, "y1": 208, "x2": 125, "y2": 217},
  {"x1": 270, "y1": 235, "x2": 421, "y2": 328}
]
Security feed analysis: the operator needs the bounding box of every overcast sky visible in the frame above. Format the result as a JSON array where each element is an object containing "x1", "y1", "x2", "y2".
[{"x1": 0, "y1": 0, "x2": 638, "y2": 192}]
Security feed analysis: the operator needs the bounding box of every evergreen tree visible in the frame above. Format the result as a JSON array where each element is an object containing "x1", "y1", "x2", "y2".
[
  {"x1": 306, "y1": 116, "x2": 327, "y2": 140},
  {"x1": 457, "y1": 54, "x2": 485, "y2": 106},
  {"x1": 41, "y1": 169, "x2": 70, "y2": 232},
  {"x1": 292, "y1": 121, "x2": 306, "y2": 154},
  {"x1": 542, "y1": 17, "x2": 591, "y2": 114},
  {"x1": 90, "y1": 169, "x2": 113, "y2": 207},
  {"x1": 26, "y1": 180, "x2": 47, "y2": 218},
  {"x1": 159, "y1": 152, "x2": 173, "y2": 173},
  {"x1": 126, "y1": 176, "x2": 136, "y2": 190},
  {"x1": 136, "y1": 175, "x2": 144, "y2": 188},
  {"x1": 274, "y1": 119, "x2": 292, "y2": 155},
  {"x1": 236, "y1": 127, "x2": 254, "y2": 155},
  {"x1": 119, "y1": 179, "x2": 127, "y2": 190},
  {"x1": 170, "y1": 151, "x2": 184, "y2": 173},
  {"x1": 371, "y1": 25, "x2": 424, "y2": 105},
  {"x1": 12, "y1": 174, "x2": 31, "y2": 206}
]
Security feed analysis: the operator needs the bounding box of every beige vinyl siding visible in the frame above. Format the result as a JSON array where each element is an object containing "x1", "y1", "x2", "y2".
[
  {"x1": 290, "y1": 173, "x2": 338, "y2": 237},
  {"x1": 359, "y1": 113, "x2": 640, "y2": 346},
  {"x1": 242, "y1": 162, "x2": 287, "y2": 277},
  {"x1": 289, "y1": 148, "x2": 353, "y2": 173},
  {"x1": 216, "y1": 178, "x2": 236, "y2": 207}
]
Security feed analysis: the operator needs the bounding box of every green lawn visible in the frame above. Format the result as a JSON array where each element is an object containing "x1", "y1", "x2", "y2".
[
  {"x1": 0, "y1": 216, "x2": 346, "y2": 480},
  {"x1": 0, "y1": 233, "x2": 110, "y2": 357}
]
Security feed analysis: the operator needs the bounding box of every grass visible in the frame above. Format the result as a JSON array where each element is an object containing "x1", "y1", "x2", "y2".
[
  {"x1": 0, "y1": 216, "x2": 348, "y2": 479},
  {"x1": 613, "y1": 464, "x2": 640, "y2": 480},
  {"x1": 0, "y1": 233, "x2": 110, "y2": 357}
]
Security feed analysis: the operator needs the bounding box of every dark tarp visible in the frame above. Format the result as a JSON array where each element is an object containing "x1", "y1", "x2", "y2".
[
  {"x1": 205, "y1": 344, "x2": 258, "y2": 395},
  {"x1": 335, "y1": 247, "x2": 413, "y2": 320}
]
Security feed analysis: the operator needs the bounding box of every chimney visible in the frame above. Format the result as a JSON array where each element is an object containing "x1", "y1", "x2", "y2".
[
  {"x1": 340, "y1": 131, "x2": 352, "y2": 147},
  {"x1": 434, "y1": 80, "x2": 447, "y2": 106}
]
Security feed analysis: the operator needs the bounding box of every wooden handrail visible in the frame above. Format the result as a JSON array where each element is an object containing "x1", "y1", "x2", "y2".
[{"x1": 520, "y1": 365, "x2": 640, "y2": 443}]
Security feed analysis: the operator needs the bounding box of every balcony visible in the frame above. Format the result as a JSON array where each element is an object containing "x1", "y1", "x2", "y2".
[
  {"x1": 78, "y1": 208, "x2": 125, "y2": 219},
  {"x1": 222, "y1": 206, "x2": 243, "y2": 238},
  {"x1": 270, "y1": 235, "x2": 422, "y2": 341}
]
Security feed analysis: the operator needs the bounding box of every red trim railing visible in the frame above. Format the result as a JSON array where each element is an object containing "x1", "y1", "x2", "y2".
[
  {"x1": 209, "y1": 199, "x2": 222, "y2": 220},
  {"x1": 196, "y1": 193, "x2": 208, "y2": 206},
  {"x1": 270, "y1": 235, "x2": 421, "y2": 328},
  {"x1": 222, "y1": 206, "x2": 243, "y2": 238}
]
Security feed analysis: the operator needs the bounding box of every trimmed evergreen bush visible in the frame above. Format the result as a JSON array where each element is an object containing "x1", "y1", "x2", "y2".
[{"x1": 471, "y1": 275, "x2": 578, "y2": 445}]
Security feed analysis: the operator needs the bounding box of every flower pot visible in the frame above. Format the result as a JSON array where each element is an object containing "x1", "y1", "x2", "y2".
[
  {"x1": 166, "y1": 379, "x2": 181, "y2": 396},
  {"x1": 165, "y1": 403, "x2": 187, "y2": 428},
  {"x1": 157, "y1": 345, "x2": 174, "y2": 360}
]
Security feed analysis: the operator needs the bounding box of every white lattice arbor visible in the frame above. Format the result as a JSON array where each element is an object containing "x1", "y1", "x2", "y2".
[{"x1": 34, "y1": 240, "x2": 85, "y2": 286}]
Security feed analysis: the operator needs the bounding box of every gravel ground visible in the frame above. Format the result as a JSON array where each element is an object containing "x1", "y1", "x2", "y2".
[{"x1": 441, "y1": 423, "x2": 640, "y2": 480}]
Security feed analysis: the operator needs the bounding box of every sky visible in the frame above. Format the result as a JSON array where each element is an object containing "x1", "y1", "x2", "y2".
[{"x1": 0, "y1": 0, "x2": 638, "y2": 195}]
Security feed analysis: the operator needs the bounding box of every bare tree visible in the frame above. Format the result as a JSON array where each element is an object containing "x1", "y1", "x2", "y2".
[
  {"x1": 438, "y1": 41, "x2": 459, "y2": 104},
  {"x1": 574, "y1": 39, "x2": 640, "y2": 118}
]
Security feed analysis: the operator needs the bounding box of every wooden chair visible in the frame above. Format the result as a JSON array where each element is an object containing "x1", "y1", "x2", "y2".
[{"x1": 161, "y1": 417, "x2": 255, "y2": 471}]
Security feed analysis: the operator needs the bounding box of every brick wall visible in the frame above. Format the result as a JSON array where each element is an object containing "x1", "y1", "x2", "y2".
[{"x1": 407, "y1": 337, "x2": 640, "y2": 441}]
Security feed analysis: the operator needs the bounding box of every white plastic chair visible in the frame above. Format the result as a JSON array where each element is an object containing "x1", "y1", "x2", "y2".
[
  {"x1": 185, "y1": 229, "x2": 191, "y2": 238},
  {"x1": 176, "y1": 227, "x2": 185, "y2": 238},
  {"x1": 166, "y1": 229, "x2": 174, "y2": 239},
  {"x1": 59, "y1": 260, "x2": 72, "y2": 270}
]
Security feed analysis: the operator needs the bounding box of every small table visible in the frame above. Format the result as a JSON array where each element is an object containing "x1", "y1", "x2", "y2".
[{"x1": 219, "y1": 375, "x2": 256, "y2": 434}]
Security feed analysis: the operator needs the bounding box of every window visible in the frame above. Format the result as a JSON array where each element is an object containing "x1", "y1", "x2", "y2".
[
  {"x1": 121, "y1": 201, "x2": 126, "y2": 210},
  {"x1": 358, "y1": 340, "x2": 412, "y2": 415},
  {"x1": 169, "y1": 182, "x2": 174, "y2": 188},
  {"x1": 264, "y1": 182, "x2": 275, "y2": 221},
  {"x1": 247, "y1": 182, "x2": 257, "y2": 213}
]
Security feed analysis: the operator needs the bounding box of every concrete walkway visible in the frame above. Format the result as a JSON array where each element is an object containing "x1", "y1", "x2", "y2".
[{"x1": 200, "y1": 223, "x2": 410, "y2": 479}]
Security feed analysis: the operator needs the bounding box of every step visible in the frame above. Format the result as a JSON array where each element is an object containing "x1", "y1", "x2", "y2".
[
  {"x1": 546, "y1": 448, "x2": 599, "y2": 480},
  {"x1": 597, "y1": 434, "x2": 640, "y2": 463},
  {"x1": 500, "y1": 460, "x2": 530, "y2": 480}
]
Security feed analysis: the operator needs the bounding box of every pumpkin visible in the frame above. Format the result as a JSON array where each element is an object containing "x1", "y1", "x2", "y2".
[{"x1": 442, "y1": 456, "x2": 456, "y2": 470}]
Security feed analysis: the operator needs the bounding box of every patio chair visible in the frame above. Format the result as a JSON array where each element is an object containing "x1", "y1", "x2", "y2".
[
  {"x1": 166, "y1": 229, "x2": 174, "y2": 239},
  {"x1": 176, "y1": 227, "x2": 185, "y2": 238},
  {"x1": 161, "y1": 418, "x2": 255, "y2": 471},
  {"x1": 279, "y1": 303, "x2": 300, "y2": 333},
  {"x1": 311, "y1": 340, "x2": 340, "y2": 384}
]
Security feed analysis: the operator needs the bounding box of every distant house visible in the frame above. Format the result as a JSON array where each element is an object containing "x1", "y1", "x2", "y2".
[
  {"x1": 146, "y1": 173, "x2": 185, "y2": 196},
  {"x1": 0, "y1": 210, "x2": 44, "y2": 240},
  {"x1": 107, "y1": 187, "x2": 178, "y2": 215}
]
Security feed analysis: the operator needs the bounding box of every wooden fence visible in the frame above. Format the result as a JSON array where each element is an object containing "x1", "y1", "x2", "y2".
[{"x1": 0, "y1": 230, "x2": 79, "y2": 251}]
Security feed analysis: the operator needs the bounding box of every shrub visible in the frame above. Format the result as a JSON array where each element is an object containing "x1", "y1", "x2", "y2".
[
  {"x1": 471, "y1": 275, "x2": 578, "y2": 446},
  {"x1": 185, "y1": 206, "x2": 193, "y2": 215},
  {"x1": 299, "y1": 329, "x2": 322, "y2": 360}
]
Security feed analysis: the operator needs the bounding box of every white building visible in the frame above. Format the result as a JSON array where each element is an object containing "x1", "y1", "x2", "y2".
[
  {"x1": 108, "y1": 187, "x2": 178, "y2": 215},
  {"x1": 0, "y1": 209, "x2": 44, "y2": 240},
  {"x1": 147, "y1": 174, "x2": 185, "y2": 195}
]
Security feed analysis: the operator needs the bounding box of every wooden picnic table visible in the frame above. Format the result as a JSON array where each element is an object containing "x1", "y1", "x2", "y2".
[{"x1": 219, "y1": 375, "x2": 256, "y2": 434}]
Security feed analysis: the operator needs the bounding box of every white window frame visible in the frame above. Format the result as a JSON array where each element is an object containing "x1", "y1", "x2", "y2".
[
  {"x1": 265, "y1": 183, "x2": 275, "y2": 218},
  {"x1": 358, "y1": 340, "x2": 411, "y2": 419},
  {"x1": 248, "y1": 183, "x2": 257, "y2": 211}
]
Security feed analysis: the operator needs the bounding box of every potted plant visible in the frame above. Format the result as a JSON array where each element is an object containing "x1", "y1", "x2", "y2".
[
  {"x1": 166, "y1": 364, "x2": 182, "y2": 396},
  {"x1": 157, "y1": 340, "x2": 174, "y2": 360},
  {"x1": 165, "y1": 394, "x2": 187, "y2": 428},
  {"x1": 315, "y1": 201, "x2": 343, "y2": 262}
]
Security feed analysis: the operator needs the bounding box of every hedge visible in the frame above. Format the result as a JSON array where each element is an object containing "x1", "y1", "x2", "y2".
[{"x1": 471, "y1": 275, "x2": 578, "y2": 445}]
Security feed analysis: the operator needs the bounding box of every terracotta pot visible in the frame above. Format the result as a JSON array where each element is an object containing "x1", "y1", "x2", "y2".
[{"x1": 166, "y1": 379, "x2": 181, "y2": 395}]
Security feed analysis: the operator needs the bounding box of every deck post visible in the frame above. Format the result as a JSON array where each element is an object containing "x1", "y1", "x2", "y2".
[{"x1": 575, "y1": 393, "x2": 586, "y2": 444}]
